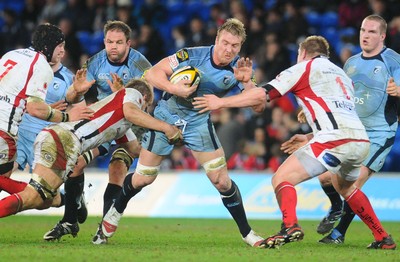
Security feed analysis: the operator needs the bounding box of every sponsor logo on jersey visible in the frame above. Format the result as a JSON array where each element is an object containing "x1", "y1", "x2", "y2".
[
  {"x1": 373, "y1": 66, "x2": 381, "y2": 74},
  {"x1": 176, "y1": 49, "x2": 189, "y2": 62},
  {"x1": 353, "y1": 96, "x2": 364, "y2": 104},
  {"x1": 346, "y1": 66, "x2": 356, "y2": 75},
  {"x1": 0, "y1": 94, "x2": 11, "y2": 103},
  {"x1": 333, "y1": 100, "x2": 354, "y2": 110},
  {"x1": 98, "y1": 73, "x2": 109, "y2": 80},
  {"x1": 168, "y1": 55, "x2": 179, "y2": 69},
  {"x1": 322, "y1": 152, "x2": 341, "y2": 167}
]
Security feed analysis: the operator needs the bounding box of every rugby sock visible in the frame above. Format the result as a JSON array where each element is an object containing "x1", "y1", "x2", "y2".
[
  {"x1": 59, "y1": 191, "x2": 65, "y2": 207},
  {"x1": 0, "y1": 176, "x2": 27, "y2": 194},
  {"x1": 62, "y1": 175, "x2": 84, "y2": 223},
  {"x1": 114, "y1": 173, "x2": 141, "y2": 213},
  {"x1": 103, "y1": 183, "x2": 122, "y2": 216},
  {"x1": 335, "y1": 201, "x2": 354, "y2": 236},
  {"x1": 220, "y1": 180, "x2": 251, "y2": 238},
  {"x1": 275, "y1": 181, "x2": 298, "y2": 227},
  {"x1": 0, "y1": 193, "x2": 22, "y2": 217},
  {"x1": 346, "y1": 188, "x2": 388, "y2": 241},
  {"x1": 321, "y1": 185, "x2": 343, "y2": 212}
]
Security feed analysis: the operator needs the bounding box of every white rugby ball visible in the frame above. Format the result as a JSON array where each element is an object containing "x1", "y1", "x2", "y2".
[{"x1": 170, "y1": 66, "x2": 200, "y2": 86}]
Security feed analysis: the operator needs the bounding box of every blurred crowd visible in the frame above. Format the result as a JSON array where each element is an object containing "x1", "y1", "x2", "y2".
[{"x1": 0, "y1": 0, "x2": 399, "y2": 172}]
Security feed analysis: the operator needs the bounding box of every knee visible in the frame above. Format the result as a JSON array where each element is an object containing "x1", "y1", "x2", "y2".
[
  {"x1": 202, "y1": 157, "x2": 230, "y2": 191},
  {"x1": 132, "y1": 163, "x2": 159, "y2": 189},
  {"x1": 318, "y1": 172, "x2": 332, "y2": 186},
  {"x1": 110, "y1": 148, "x2": 134, "y2": 169}
]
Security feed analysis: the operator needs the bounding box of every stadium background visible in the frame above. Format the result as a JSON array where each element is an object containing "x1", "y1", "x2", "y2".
[{"x1": 0, "y1": 0, "x2": 399, "y2": 219}]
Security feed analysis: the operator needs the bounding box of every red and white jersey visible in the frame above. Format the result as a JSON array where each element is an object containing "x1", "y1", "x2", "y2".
[
  {"x1": 0, "y1": 48, "x2": 52, "y2": 136},
  {"x1": 269, "y1": 56, "x2": 368, "y2": 142},
  {"x1": 56, "y1": 88, "x2": 145, "y2": 153}
]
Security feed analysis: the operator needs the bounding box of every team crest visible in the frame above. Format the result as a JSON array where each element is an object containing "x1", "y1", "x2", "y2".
[
  {"x1": 176, "y1": 49, "x2": 189, "y2": 62},
  {"x1": 53, "y1": 83, "x2": 60, "y2": 90},
  {"x1": 43, "y1": 83, "x2": 48, "y2": 90},
  {"x1": 0, "y1": 153, "x2": 6, "y2": 160},
  {"x1": 373, "y1": 66, "x2": 381, "y2": 74},
  {"x1": 223, "y1": 76, "x2": 231, "y2": 85},
  {"x1": 43, "y1": 152, "x2": 54, "y2": 163}
]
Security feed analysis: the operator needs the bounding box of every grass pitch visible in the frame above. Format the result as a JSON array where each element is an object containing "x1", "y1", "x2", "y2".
[{"x1": 0, "y1": 215, "x2": 398, "y2": 261}]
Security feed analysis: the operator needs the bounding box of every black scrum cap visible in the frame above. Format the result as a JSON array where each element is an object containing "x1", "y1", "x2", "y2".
[{"x1": 31, "y1": 23, "x2": 65, "y2": 62}]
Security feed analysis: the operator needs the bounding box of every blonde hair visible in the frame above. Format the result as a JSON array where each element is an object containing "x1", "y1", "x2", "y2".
[
  {"x1": 299, "y1": 35, "x2": 330, "y2": 57},
  {"x1": 217, "y1": 18, "x2": 247, "y2": 44},
  {"x1": 125, "y1": 79, "x2": 154, "y2": 105},
  {"x1": 363, "y1": 14, "x2": 387, "y2": 34}
]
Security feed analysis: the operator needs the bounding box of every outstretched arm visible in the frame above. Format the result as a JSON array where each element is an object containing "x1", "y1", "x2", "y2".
[
  {"x1": 66, "y1": 69, "x2": 96, "y2": 104},
  {"x1": 124, "y1": 103, "x2": 183, "y2": 145},
  {"x1": 192, "y1": 87, "x2": 267, "y2": 114}
]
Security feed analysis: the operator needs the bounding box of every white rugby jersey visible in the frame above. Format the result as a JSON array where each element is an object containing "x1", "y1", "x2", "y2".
[
  {"x1": 56, "y1": 88, "x2": 144, "y2": 153},
  {"x1": 268, "y1": 56, "x2": 368, "y2": 141},
  {"x1": 0, "y1": 48, "x2": 52, "y2": 136}
]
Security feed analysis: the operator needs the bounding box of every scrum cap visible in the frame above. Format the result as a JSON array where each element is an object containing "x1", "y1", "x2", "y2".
[{"x1": 31, "y1": 23, "x2": 65, "y2": 62}]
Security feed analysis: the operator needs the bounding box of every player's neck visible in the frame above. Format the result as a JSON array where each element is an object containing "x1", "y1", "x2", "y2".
[
  {"x1": 362, "y1": 44, "x2": 384, "y2": 58},
  {"x1": 51, "y1": 62, "x2": 62, "y2": 72}
]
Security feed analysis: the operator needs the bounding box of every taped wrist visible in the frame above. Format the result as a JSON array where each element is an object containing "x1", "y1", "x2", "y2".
[
  {"x1": 82, "y1": 150, "x2": 94, "y2": 165},
  {"x1": 61, "y1": 112, "x2": 69, "y2": 122},
  {"x1": 46, "y1": 106, "x2": 55, "y2": 121}
]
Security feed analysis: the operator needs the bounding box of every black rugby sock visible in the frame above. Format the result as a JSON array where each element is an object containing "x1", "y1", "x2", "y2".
[
  {"x1": 335, "y1": 201, "x2": 355, "y2": 236},
  {"x1": 220, "y1": 180, "x2": 251, "y2": 238},
  {"x1": 62, "y1": 175, "x2": 84, "y2": 224},
  {"x1": 322, "y1": 185, "x2": 343, "y2": 212},
  {"x1": 103, "y1": 183, "x2": 122, "y2": 216},
  {"x1": 114, "y1": 173, "x2": 141, "y2": 213}
]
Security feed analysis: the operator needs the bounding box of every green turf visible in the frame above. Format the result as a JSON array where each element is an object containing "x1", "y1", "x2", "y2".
[{"x1": 0, "y1": 216, "x2": 398, "y2": 261}]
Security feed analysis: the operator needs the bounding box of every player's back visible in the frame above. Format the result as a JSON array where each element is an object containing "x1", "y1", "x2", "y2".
[
  {"x1": 20, "y1": 64, "x2": 74, "y2": 134},
  {"x1": 60, "y1": 88, "x2": 143, "y2": 152},
  {"x1": 0, "y1": 48, "x2": 52, "y2": 135},
  {"x1": 281, "y1": 57, "x2": 366, "y2": 136}
]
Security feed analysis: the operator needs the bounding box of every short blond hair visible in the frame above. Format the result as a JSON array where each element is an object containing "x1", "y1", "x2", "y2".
[
  {"x1": 299, "y1": 35, "x2": 330, "y2": 57},
  {"x1": 363, "y1": 14, "x2": 387, "y2": 34},
  {"x1": 217, "y1": 18, "x2": 247, "y2": 44},
  {"x1": 125, "y1": 79, "x2": 154, "y2": 105}
]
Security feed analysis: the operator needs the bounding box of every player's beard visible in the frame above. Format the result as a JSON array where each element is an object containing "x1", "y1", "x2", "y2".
[{"x1": 108, "y1": 49, "x2": 128, "y2": 63}]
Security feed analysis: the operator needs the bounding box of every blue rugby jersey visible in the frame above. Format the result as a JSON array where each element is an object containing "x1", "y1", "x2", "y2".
[
  {"x1": 164, "y1": 46, "x2": 246, "y2": 124},
  {"x1": 344, "y1": 47, "x2": 400, "y2": 133},
  {"x1": 83, "y1": 48, "x2": 151, "y2": 101}
]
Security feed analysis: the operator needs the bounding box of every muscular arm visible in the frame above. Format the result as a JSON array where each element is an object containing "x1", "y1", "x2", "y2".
[
  {"x1": 123, "y1": 102, "x2": 182, "y2": 143},
  {"x1": 144, "y1": 58, "x2": 197, "y2": 98},
  {"x1": 192, "y1": 87, "x2": 268, "y2": 113},
  {"x1": 26, "y1": 96, "x2": 94, "y2": 122}
]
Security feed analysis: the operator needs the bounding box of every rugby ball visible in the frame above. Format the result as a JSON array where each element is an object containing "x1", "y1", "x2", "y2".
[{"x1": 170, "y1": 66, "x2": 200, "y2": 86}]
